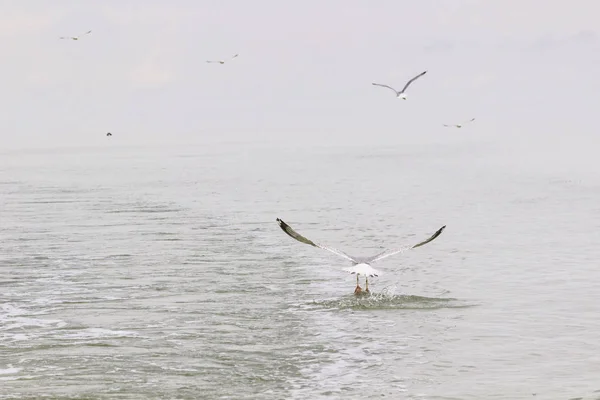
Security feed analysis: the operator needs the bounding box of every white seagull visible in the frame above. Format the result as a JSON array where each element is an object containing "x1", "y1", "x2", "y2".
[
  {"x1": 372, "y1": 70, "x2": 427, "y2": 100},
  {"x1": 206, "y1": 54, "x2": 239, "y2": 64},
  {"x1": 59, "y1": 30, "x2": 92, "y2": 40},
  {"x1": 276, "y1": 218, "x2": 446, "y2": 295},
  {"x1": 443, "y1": 118, "x2": 476, "y2": 128}
]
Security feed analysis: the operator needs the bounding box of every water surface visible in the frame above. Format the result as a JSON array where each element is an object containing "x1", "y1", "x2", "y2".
[{"x1": 1, "y1": 140, "x2": 599, "y2": 399}]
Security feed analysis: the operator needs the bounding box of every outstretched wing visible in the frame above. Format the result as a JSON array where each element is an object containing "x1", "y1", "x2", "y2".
[
  {"x1": 206, "y1": 60, "x2": 220, "y2": 63},
  {"x1": 366, "y1": 225, "x2": 446, "y2": 263},
  {"x1": 372, "y1": 83, "x2": 399, "y2": 95},
  {"x1": 461, "y1": 117, "x2": 475, "y2": 125},
  {"x1": 276, "y1": 218, "x2": 357, "y2": 263},
  {"x1": 442, "y1": 124, "x2": 452, "y2": 127},
  {"x1": 401, "y1": 70, "x2": 427, "y2": 93},
  {"x1": 230, "y1": 54, "x2": 239, "y2": 60}
]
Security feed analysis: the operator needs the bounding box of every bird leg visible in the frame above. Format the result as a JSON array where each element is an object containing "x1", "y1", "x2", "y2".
[
  {"x1": 354, "y1": 274, "x2": 362, "y2": 295},
  {"x1": 365, "y1": 277, "x2": 370, "y2": 293}
]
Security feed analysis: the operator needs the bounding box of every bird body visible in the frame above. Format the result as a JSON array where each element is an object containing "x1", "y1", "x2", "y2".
[{"x1": 343, "y1": 263, "x2": 381, "y2": 278}]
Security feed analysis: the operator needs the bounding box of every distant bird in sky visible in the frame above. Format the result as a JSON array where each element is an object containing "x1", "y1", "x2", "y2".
[
  {"x1": 106, "y1": 132, "x2": 112, "y2": 137},
  {"x1": 443, "y1": 118, "x2": 476, "y2": 128},
  {"x1": 372, "y1": 70, "x2": 427, "y2": 100},
  {"x1": 276, "y1": 218, "x2": 446, "y2": 295},
  {"x1": 59, "y1": 30, "x2": 92, "y2": 40},
  {"x1": 206, "y1": 54, "x2": 239, "y2": 64}
]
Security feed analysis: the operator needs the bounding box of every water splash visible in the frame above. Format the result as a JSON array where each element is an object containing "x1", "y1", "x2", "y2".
[{"x1": 306, "y1": 286, "x2": 475, "y2": 311}]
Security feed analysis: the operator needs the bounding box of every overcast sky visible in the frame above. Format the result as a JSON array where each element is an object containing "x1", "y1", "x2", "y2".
[{"x1": 1, "y1": 0, "x2": 599, "y2": 149}]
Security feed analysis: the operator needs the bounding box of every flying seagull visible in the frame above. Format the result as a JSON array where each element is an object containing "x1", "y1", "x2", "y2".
[
  {"x1": 443, "y1": 118, "x2": 476, "y2": 128},
  {"x1": 372, "y1": 70, "x2": 427, "y2": 100},
  {"x1": 106, "y1": 132, "x2": 112, "y2": 137},
  {"x1": 59, "y1": 30, "x2": 92, "y2": 40},
  {"x1": 206, "y1": 54, "x2": 239, "y2": 64},
  {"x1": 276, "y1": 218, "x2": 445, "y2": 295}
]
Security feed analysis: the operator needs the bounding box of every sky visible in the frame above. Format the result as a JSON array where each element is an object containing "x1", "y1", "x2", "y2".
[{"x1": 1, "y1": 0, "x2": 599, "y2": 150}]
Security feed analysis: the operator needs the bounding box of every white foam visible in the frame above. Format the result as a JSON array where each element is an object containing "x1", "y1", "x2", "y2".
[
  {"x1": 0, "y1": 317, "x2": 65, "y2": 332},
  {"x1": 0, "y1": 365, "x2": 21, "y2": 375},
  {"x1": 0, "y1": 304, "x2": 28, "y2": 317},
  {"x1": 63, "y1": 328, "x2": 139, "y2": 339},
  {"x1": 8, "y1": 333, "x2": 30, "y2": 342}
]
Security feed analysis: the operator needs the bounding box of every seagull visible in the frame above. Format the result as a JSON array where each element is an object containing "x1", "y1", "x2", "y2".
[
  {"x1": 372, "y1": 70, "x2": 427, "y2": 100},
  {"x1": 59, "y1": 30, "x2": 92, "y2": 40},
  {"x1": 106, "y1": 132, "x2": 112, "y2": 137},
  {"x1": 276, "y1": 218, "x2": 446, "y2": 295},
  {"x1": 443, "y1": 118, "x2": 475, "y2": 128},
  {"x1": 206, "y1": 54, "x2": 239, "y2": 64}
]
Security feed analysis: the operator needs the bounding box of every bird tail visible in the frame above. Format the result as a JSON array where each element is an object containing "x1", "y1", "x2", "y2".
[{"x1": 343, "y1": 264, "x2": 381, "y2": 277}]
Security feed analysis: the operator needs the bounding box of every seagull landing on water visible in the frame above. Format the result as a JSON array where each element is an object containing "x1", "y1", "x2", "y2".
[
  {"x1": 59, "y1": 30, "x2": 92, "y2": 40},
  {"x1": 206, "y1": 54, "x2": 239, "y2": 64},
  {"x1": 276, "y1": 218, "x2": 446, "y2": 295},
  {"x1": 443, "y1": 118, "x2": 475, "y2": 128},
  {"x1": 372, "y1": 70, "x2": 427, "y2": 100}
]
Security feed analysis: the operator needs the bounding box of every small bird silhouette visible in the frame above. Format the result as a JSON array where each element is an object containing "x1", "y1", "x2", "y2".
[
  {"x1": 59, "y1": 30, "x2": 92, "y2": 40},
  {"x1": 443, "y1": 118, "x2": 476, "y2": 128},
  {"x1": 206, "y1": 54, "x2": 239, "y2": 64}
]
